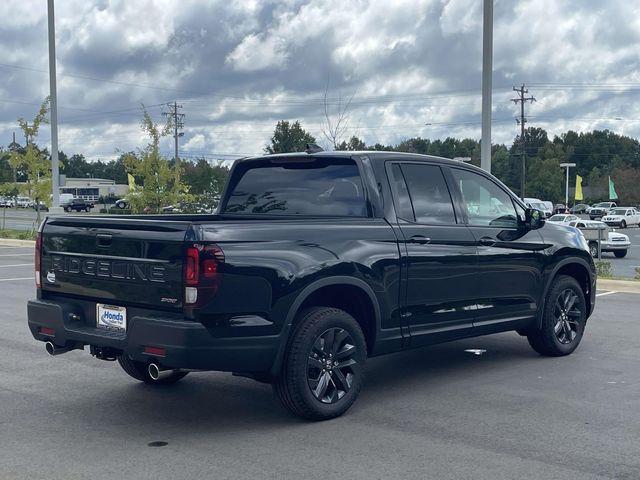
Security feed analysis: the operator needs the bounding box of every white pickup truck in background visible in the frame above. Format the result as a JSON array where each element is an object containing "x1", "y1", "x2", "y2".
[{"x1": 602, "y1": 207, "x2": 640, "y2": 229}]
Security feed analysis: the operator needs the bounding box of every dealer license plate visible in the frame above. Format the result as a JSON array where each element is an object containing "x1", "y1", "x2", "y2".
[{"x1": 96, "y1": 303, "x2": 127, "y2": 331}]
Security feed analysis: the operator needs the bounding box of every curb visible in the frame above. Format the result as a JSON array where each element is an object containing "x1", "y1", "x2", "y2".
[
  {"x1": 0, "y1": 238, "x2": 36, "y2": 248},
  {"x1": 598, "y1": 278, "x2": 640, "y2": 294}
]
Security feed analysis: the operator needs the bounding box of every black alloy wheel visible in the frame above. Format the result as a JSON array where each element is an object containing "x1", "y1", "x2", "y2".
[
  {"x1": 621, "y1": 220, "x2": 627, "y2": 228},
  {"x1": 589, "y1": 242, "x2": 598, "y2": 258},
  {"x1": 527, "y1": 275, "x2": 587, "y2": 356},
  {"x1": 274, "y1": 307, "x2": 367, "y2": 420},
  {"x1": 553, "y1": 288, "x2": 581, "y2": 344},
  {"x1": 307, "y1": 327, "x2": 357, "y2": 404}
]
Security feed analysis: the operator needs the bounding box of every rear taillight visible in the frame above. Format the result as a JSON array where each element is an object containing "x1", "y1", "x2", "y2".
[
  {"x1": 184, "y1": 244, "x2": 224, "y2": 305},
  {"x1": 35, "y1": 232, "x2": 42, "y2": 288},
  {"x1": 185, "y1": 247, "x2": 199, "y2": 286}
]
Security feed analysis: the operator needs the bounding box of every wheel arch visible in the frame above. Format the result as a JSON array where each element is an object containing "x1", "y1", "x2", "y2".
[
  {"x1": 270, "y1": 276, "x2": 381, "y2": 376},
  {"x1": 537, "y1": 257, "x2": 594, "y2": 328}
]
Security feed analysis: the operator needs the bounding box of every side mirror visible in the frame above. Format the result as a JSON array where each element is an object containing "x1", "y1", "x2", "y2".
[{"x1": 524, "y1": 208, "x2": 544, "y2": 230}]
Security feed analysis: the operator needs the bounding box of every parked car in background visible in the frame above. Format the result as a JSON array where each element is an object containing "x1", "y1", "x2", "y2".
[
  {"x1": 568, "y1": 219, "x2": 630, "y2": 258},
  {"x1": 63, "y1": 198, "x2": 94, "y2": 212},
  {"x1": 547, "y1": 214, "x2": 579, "y2": 225},
  {"x1": 524, "y1": 198, "x2": 551, "y2": 218},
  {"x1": 0, "y1": 196, "x2": 10, "y2": 207},
  {"x1": 553, "y1": 204, "x2": 569, "y2": 214},
  {"x1": 32, "y1": 201, "x2": 49, "y2": 212},
  {"x1": 542, "y1": 201, "x2": 554, "y2": 217},
  {"x1": 114, "y1": 198, "x2": 129, "y2": 209},
  {"x1": 15, "y1": 196, "x2": 31, "y2": 208},
  {"x1": 589, "y1": 202, "x2": 616, "y2": 220},
  {"x1": 570, "y1": 203, "x2": 590, "y2": 214},
  {"x1": 602, "y1": 208, "x2": 640, "y2": 229}
]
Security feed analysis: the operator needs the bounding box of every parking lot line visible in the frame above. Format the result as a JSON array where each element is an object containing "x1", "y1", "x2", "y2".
[
  {"x1": 0, "y1": 264, "x2": 32, "y2": 268},
  {"x1": 0, "y1": 277, "x2": 33, "y2": 282},
  {"x1": 596, "y1": 291, "x2": 618, "y2": 297},
  {"x1": 0, "y1": 253, "x2": 33, "y2": 257}
]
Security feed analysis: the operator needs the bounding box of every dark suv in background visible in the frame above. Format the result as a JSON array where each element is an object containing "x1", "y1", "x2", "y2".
[
  {"x1": 63, "y1": 198, "x2": 94, "y2": 212},
  {"x1": 29, "y1": 151, "x2": 596, "y2": 420}
]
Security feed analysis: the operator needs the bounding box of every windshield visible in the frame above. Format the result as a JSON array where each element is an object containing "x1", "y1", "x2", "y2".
[
  {"x1": 549, "y1": 215, "x2": 566, "y2": 222},
  {"x1": 595, "y1": 202, "x2": 610, "y2": 207},
  {"x1": 609, "y1": 209, "x2": 627, "y2": 215},
  {"x1": 222, "y1": 158, "x2": 368, "y2": 216}
]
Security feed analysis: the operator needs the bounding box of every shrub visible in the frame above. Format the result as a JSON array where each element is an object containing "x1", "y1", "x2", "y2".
[
  {"x1": 595, "y1": 260, "x2": 613, "y2": 278},
  {"x1": 635, "y1": 267, "x2": 640, "y2": 281}
]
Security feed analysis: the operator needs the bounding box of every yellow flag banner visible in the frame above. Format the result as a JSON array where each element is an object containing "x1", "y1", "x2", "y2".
[
  {"x1": 575, "y1": 175, "x2": 583, "y2": 201},
  {"x1": 127, "y1": 173, "x2": 136, "y2": 190}
]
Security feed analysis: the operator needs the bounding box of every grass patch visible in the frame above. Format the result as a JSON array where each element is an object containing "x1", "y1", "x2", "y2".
[{"x1": 0, "y1": 228, "x2": 37, "y2": 240}]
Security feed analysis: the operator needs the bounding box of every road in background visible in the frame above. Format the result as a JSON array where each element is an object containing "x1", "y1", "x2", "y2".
[
  {"x1": 0, "y1": 207, "x2": 96, "y2": 231},
  {"x1": 0, "y1": 246, "x2": 639, "y2": 479}
]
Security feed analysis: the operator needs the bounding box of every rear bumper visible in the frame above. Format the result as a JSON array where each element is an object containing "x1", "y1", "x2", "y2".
[{"x1": 27, "y1": 299, "x2": 281, "y2": 373}]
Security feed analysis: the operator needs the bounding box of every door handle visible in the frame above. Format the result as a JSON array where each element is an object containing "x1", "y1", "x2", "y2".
[
  {"x1": 478, "y1": 236, "x2": 496, "y2": 247},
  {"x1": 408, "y1": 235, "x2": 431, "y2": 245}
]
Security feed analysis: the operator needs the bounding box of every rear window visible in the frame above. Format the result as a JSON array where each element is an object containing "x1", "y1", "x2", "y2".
[{"x1": 222, "y1": 158, "x2": 368, "y2": 216}]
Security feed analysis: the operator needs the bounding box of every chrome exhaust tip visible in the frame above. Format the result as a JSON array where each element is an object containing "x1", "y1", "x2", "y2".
[
  {"x1": 148, "y1": 362, "x2": 178, "y2": 381},
  {"x1": 45, "y1": 341, "x2": 73, "y2": 356}
]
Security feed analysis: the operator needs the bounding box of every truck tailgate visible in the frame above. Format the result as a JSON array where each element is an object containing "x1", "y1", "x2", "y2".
[{"x1": 40, "y1": 216, "x2": 190, "y2": 310}]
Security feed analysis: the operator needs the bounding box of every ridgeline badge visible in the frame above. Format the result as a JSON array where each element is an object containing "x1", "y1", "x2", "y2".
[{"x1": 46, "y1": 271, "x2": 56, "y2": 283}]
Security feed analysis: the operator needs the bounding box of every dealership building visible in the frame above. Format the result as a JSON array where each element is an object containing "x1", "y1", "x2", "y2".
[{"x1": 59, "y1": 176, "x2": 129, "y2": 201}]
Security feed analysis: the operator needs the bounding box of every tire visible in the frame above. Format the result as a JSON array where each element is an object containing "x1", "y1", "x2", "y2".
[
  {"x1": 589, "y1": 242, "x2": 598, "y2": 258},
  {"x1": 64, "y1": 206, "x2": 70, "y2": 212},
  {"x1": 117, "y1": 355, "x2": 188, "y2": 385},
  {"x1": 614, "y1": 250, "x2": 627, "y2": 258},
  {"x1": 85, "y1": 206, "x2": 90, "y2": 212},
  {"x1": 621, "y1": 220, "x2": 627, "y2": 229},
  {"x1": 274, "y1": 307, "x2": 367, "y2": 421},
  {"x1": 527, "y1": 275, "x2": 587, "y2": 357}
]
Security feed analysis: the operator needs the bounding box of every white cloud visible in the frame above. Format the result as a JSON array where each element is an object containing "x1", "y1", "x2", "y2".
[{"x1": 0, "y1": 0, "x2": 639, "y2": 161}]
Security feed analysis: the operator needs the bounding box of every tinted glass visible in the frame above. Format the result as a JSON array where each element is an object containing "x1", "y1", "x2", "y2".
[
  {"x1": 452, "y1": 168, "x2": 518, "y2": 228},
  {"x1": 223, "y1": 160, "x2": 367, "y2": 216},
  {"x1": 400, "y1": 164, "x2": 456, "y2": 224},
  {"x1": 389, "y1": 164, "x2": 414, "y2": 221}
]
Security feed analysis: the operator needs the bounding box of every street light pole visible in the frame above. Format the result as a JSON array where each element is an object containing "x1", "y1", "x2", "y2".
[
  {"x1": 560, "y1": 162, "x2": 576, "y2": 207},
  {"x1": 47, "y1": 0, "x2": 61, "y2": 212},
  {"x1": 480, "y1": 0, "x2": 493, "y2": 173}
]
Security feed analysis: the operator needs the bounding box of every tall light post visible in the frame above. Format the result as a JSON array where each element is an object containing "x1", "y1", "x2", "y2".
[
  {"x1": 480, "y1": 0, "x2": 493, "y2": 172},
  {"x1": 560, "y1": 162, "x2": 576, "y2": 207},
  {"x1": 48, "y1": 0, "x2": 61, "y2": 212}
]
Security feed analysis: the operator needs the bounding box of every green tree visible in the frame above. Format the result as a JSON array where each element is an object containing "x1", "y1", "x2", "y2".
[
  {"x1": 336, "y1": 136, "x2": 366, "y2": 151},
  {"x1": 265, "y1": 121, "x2": 316, "y2": 153},
  {"x1": 181, "y1": 158, "x2": 229, "y2": 209},
  {"x1": 10, "y1": 98, "x2": 51, "y2": 225},
  {"x1": 124, "y1": 108, "x2": 188, "y2": 213}
]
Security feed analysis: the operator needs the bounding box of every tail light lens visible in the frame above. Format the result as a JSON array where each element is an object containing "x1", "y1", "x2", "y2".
[
  {"x1": 35, "y1": 232, "x2": 42, "y2": 288},
  {"x1": 185, "y1": 247, "x2": 199, "y2": 286},
  {"x1": 184, "y1": 244, "x2": 224, "y2": 305}
]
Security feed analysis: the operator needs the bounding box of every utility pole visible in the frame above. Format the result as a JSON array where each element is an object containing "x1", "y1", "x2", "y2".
[
  {"x1": 480, "y1": 0, "x2": 493, "y2": 173},
  {"x1": 163, "y1": 102, "x2": 184, "y2": 162},
  {"x1": 511, "y1": 84, "x2": 535, "y2": 200},
  {"x1": 47, "y1": 0, "x2": 61, "y2": 211}
]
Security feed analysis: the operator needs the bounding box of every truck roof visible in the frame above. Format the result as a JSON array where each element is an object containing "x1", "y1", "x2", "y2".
[{"x1": 240, "y1": 150, "x2": 473, "y2": 168}]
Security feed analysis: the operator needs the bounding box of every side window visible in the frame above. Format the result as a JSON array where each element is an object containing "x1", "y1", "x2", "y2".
[
  {"x1": 389, "y1": 164, "x2": 414, "y2": 221},
  {"x1": 451, "y1": 168, "x2": 518, "y2": 228},
  {"x1": 399, "y1": 164, "x2": 457, "y2": 224}
]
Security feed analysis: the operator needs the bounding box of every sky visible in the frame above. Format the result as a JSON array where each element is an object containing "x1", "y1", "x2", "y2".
[{"x1": 1, "y1": 0, "x2": 639, "y2": 162}]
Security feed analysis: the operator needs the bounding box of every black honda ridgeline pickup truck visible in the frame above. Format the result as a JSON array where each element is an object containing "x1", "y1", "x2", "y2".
[{"x1": 28, "y1": 151, "x2": 596, "y2": 420}]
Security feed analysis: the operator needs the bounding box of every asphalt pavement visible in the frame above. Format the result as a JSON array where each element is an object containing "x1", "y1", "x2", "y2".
[{"x1": 0, "y1": 246, "x2": 639, "y2": 479}]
